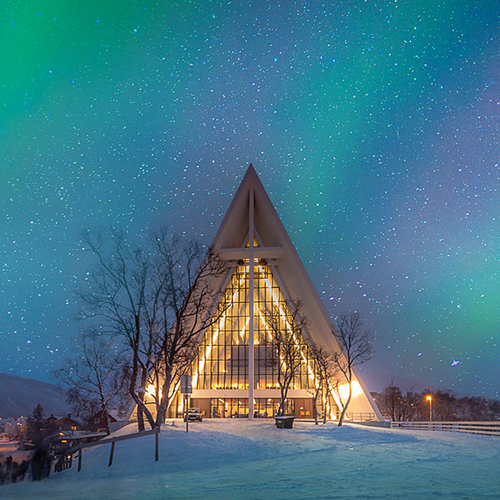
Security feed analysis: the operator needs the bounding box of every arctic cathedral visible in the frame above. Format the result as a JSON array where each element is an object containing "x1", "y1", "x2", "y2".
[{"x1": 136, "y1": 165, "x2": 382, "y2": 422}]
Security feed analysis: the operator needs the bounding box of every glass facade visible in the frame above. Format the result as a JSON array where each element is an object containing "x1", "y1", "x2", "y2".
[
  {"x1": 189, "y1": 263, "x2": 317, "y2": 392},
  {"x1": 165, "y1": 261, "x2": 339, "y2": 419},
  {"x1": 209, "y1": 398, "x2": 293, "y2": 419},
  {"x1": 133, "y1": 169, "x2": 380, "y2": 423}
]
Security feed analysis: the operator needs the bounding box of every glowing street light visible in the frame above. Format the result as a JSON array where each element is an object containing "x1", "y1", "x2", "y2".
[{"x1": 426, "y1": 395, "x2": 432, "y2": 422}]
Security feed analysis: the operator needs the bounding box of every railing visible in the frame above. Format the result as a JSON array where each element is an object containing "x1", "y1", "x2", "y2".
[
  {"x1": 57, "y1": 427, "x2": 160, "y2": 473},
  {"x1": 54, "y1": 452, "x2": 75, "y2": 472},
  {"x1": 391, "y1": 421, "x2": 500, "y2": 436},
  {"x1": 348, "y1": 412, "x2": 377, "y2": 422}
]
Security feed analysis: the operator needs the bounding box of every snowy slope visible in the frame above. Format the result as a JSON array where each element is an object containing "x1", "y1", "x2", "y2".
[
  {"x1": 0, "y1": 373, "x2": 70, "y2": 419},
  {"x1": 1, "y1": 419, "x2": 499, "y2": 499}
]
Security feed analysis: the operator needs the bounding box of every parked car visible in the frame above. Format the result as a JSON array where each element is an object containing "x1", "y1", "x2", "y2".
[{"x1": 184, "y1": 408, "x2": 203, "y2": 422}]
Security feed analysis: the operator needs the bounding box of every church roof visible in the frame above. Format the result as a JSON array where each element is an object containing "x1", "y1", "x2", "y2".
[{"x1": 209, "y1": 164, "x2": 382, "y2": 419}]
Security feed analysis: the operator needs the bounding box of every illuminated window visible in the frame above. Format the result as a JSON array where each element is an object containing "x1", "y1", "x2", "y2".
[{"x1": 190, "y1": 264, "x2": 317, "y2": 390}]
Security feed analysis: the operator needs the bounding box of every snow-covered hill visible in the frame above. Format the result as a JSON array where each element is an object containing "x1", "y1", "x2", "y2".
[
  {"x1": 1, "y1": 420, "x2": 499, "y2": 499},
  {"x1": 0, "y1": 373, "x2": 69, "y2": 419}
]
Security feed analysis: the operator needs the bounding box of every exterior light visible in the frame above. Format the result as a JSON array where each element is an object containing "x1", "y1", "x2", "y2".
[
  {"x1": 146, "y1": 384, "x2": 162, "y2": 399},
  {"x1": 338, "y1": 381, "x2": 363, "y2": 400},
  {"x1": 426, "y1": 395, "x2": 432, "y2": 422}
]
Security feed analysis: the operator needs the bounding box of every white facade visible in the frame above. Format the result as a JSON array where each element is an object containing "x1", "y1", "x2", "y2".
[{"x1": 136, "y1": 165, "x2": 382, "y2": 422}]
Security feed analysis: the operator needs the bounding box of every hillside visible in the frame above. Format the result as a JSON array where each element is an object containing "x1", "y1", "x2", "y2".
[
  {"x1": 1, "y1": 420, "x2": 498, "y2": 499},
  {"x1": 0, "y1": 373, "x2": 70, "y2": 419}
]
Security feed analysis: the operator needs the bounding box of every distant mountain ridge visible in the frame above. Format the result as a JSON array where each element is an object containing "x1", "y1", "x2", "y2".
[
  {"x1": 358, "y1": 366, "x2": 446, "y2": 395},
  {"x1": 0, "y1": 373, "x2": 70, "y2": 419}
]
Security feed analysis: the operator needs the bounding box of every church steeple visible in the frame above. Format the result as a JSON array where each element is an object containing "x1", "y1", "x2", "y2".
[
  {"x1": 173, "y1": 165, "x2": 382, "y2": 422},
  {"x1": 129, "y1": 165, "x2": 382, "y2": 423}
]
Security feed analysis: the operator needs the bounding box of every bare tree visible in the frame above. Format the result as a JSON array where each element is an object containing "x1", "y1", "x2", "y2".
[
  {"x1": 331, "y1": 312, "x2": 373, "y2": 426},
  {"x1": 308, "y1": 342, "x2": 338, "y2": 424},
  {"x1": 380, "y1": 380, "x2": 404, "y2": 422},
  {"x1": 264, "y1": 301, "x2": 307, "y2": 417},
  {"x1": 146, "y1": 229, "x2": 231, "y2": 426},
  {"x1": 400, "y1": 388, "x2": 419, "y2": 421},
  {"x1": 77, "y1": 227, "x2": 229, "y2": 430},
  {"x1": 380, "y1": 382, "x2": 500, "y2": 422},
  {"x1": 77, "y1": 228, "x2": 154, "y2": 431},
  {"x1": 54, "y1": 330, "x2": 128, "y2": 435}
]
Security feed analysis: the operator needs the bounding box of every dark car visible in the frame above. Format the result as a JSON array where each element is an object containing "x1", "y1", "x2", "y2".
[{"x1": 184, "y1": 408, "x2": 203, "y2": 422}]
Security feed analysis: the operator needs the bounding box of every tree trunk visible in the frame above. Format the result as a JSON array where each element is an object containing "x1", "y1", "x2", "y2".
[
  {"x1": 129, "y1": 356, "x2": 144, "y2": 432},
  {"x1": 130, "y1": 353, "x2": 147, "y2": 431},
  {"x1": 96, "y1": 380, "x2": 112, "y2": 436},
  {"x1": 129, "y1": 350, "x2": 156, "y2": 431},
  {"x1": 130, "y1": 316, "x2": 145, "y2": 432},
  {"x1": 155, "y1": 363, "x2": 173, "y2": 427},
  {"x1": 99, "y1": 393, "x2": 111, "y2": 435},
  {"x1": 129, "y1": 315, "x2": 156, "y2": 431},
  {"x1": 137, "y1": 405, "x2": 145, "y2": 432},
  {"x1": 138, "y1": 368, "x2": 149, "y2": 430},
  {"x1": 103, "y1": 407, "x2": 111, "y2": 435},
  {"x1": 313, "y1": 387, "x2": 320, "y2": 425},
  {"x1": 338, "y1": 383, "x2": 352, "y2": 427},
  {"x1": 278, "y1": 380, "x2": 290, "y2": 417}
]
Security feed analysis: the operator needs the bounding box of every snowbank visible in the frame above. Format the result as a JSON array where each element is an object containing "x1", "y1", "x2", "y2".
[{"x1": 2, "y1": 419, "x2": 499, "y2": 499}]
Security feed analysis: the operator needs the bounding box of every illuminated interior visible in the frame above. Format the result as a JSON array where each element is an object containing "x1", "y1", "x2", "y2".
[
  {"x1": 192, "y1": 263, "x2": 317, "y2": 391},
  {"x1": 167, "y1": 261, "x2": 339, "y2": 419},
  {"x1": 337, "y1": 381, "x2": 363, "y2": 401},
  {"x1": 128, "y1": 168, "x2": 383, "y2": 424}
]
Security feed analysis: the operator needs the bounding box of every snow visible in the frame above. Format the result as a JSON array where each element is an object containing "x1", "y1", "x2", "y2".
[{"x1": 2, "y1": 419, "x2": 499, "y2": 499}]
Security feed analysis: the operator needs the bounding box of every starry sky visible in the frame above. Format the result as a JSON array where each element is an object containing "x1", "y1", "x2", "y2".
[{"x1": 2, "y1": 1, "x2": 500, "y2": 399}]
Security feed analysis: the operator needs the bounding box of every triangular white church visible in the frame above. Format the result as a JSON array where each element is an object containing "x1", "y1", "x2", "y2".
[{"x1": 142, "y1": 165, "x2": 382, "y2": 422}]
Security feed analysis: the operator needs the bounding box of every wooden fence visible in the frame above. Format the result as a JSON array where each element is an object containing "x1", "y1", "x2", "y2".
[
  {"x1": 390, "y1": 421, "x2": 500, "y2": 437},
  {"x1": 57, "y1": 428, "x2": 160, "y2": 473}
]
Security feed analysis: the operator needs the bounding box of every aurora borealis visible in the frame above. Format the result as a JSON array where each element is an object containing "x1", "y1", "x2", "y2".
[{"x1": 1, "y1": 1, "x2": 499, "y2": 398}]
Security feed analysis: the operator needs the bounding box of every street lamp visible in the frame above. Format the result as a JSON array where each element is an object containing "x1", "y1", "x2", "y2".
[{"x1": 426, "y1": 395, "x2": 432, "y2": 422}]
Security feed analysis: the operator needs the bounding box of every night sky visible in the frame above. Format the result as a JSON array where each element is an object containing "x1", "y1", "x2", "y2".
[{"x1": 2, "y1": 1, "x2": 499, "y2": 399}]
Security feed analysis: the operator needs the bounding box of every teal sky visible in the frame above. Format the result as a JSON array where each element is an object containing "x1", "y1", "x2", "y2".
[{"x1": 1, "y1": 1, "x2": 500, "y2": 398}]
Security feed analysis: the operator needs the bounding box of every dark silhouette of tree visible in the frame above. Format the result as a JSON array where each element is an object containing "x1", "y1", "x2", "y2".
[
  {"x1": 308, "y1": 342, "x2": 338, "y2": 424},
  {"x1": 146, "y1": 230, "x2": 233, "y2": 426},
  {"x1": 380, "y1": 382, "x2": 500, "y2": 422},
  {"x1": 54, "y1": 329, "x2": 129, "y2": 435},
  {"x1": 380, "y1": 381, "x2": 403, "y2": 421},
  {"x1": 264, "y1": 301, "x2": 307, "y2": 417},
  {"x1": 331, "y1": 312, "x2": 373, "y2": 426},
  {"x1": 77, "y1": 227, "x2": 230, "y2": 430},
  {"x1": 379, "y1": 380, "x2": 418, "y2": 422},
  {"x1": 27, "y1": 404, "x2": 46, "y2": 445},
  {"x1": 77, "y1": 228, "x2": 153, "y2": 431}
]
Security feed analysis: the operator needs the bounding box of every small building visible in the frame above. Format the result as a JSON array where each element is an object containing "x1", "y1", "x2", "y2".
[
  {"x1": 87, "y1": 410, "x2": 117, "y2": 432},
  {"x1": 45, "y1": 415, "x2": 83, "y2": 433},
  {"x1": 44, "y1": 414, "x2": 58, "y2": 427}
]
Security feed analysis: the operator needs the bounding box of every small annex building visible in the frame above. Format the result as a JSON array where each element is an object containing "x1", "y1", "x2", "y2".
[{"x1": 137, "y1": 165, "x2": 382, "y2": 422}]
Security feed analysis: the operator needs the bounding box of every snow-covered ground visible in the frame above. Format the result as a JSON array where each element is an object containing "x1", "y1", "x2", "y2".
[{"x1": 2, "y1": 419, "x2": 499, "y2": 499}]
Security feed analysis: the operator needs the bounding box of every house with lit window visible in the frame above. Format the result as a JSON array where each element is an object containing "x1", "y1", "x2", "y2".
[{"x1": 134, "y1": 165, "x2": 382, "y2": 422}]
